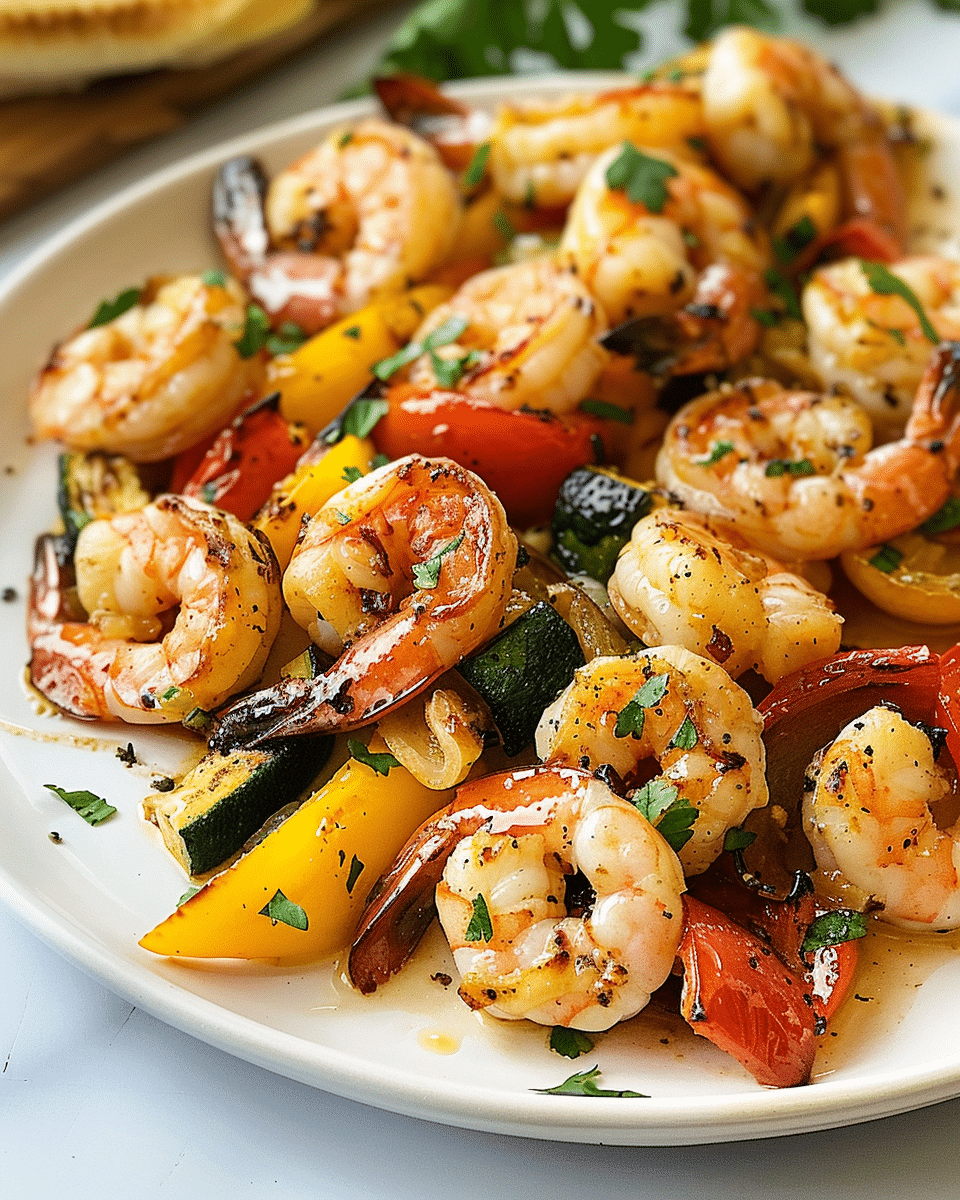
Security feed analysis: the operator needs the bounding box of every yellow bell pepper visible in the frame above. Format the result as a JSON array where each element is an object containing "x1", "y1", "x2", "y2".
[
  {"x1": 139, "y1": 744, "x2": 453, "y2": 962},
  {"x1": 254, "y1": 434, "x2": 375, "y2": 570},
  {"x1": 268, "y1": 284, "x2": 453, "y2": 435}
]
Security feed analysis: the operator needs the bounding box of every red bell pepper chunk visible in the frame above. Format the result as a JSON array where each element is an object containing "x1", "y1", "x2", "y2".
[{"x1": 937, "y1": 642, "x2": 960, "y2": 770}]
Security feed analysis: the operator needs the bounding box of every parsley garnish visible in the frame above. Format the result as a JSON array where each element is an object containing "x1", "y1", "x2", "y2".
[
  {"x1": 340, "y1": 396, "x2": 390, "y2": 439},
  {"x1": 532, "y1": 1065, "x2": 647, "y2": 1098},
  {"x1": 801, "y1": 909, "x2": 868, "y2": 955},
  {"x1": 371, "y1": 452, "x2": 390, "y2": 469},
  {"x1": 859, "y1": 260, "x2": 939, "y2": 344},
  {"x1": 373, "y1": 314, "x2": 470, "y2": 381},
  {"x1": 764, "y1": 267, "x2": 803, "y2": 320},
  {"x1": 341, "y1": 465, "x2": 364, "y2": 484},
  {"x1": 334, "y1": 510, "x2": 351, "y2": 525},
  {"x1": 266, "y1": 321, "x2": 308, "y2": 356},
  {"x1": 604, "y1": 143, "x2": 678, "y2": 211},
  {"x1": 429, "y1": 348, "x2": 482, "y2": 389},
  {"x1": 259, "y1": 889, "x2": 309, "y2": 930},
  {"x1": 667, "y1": 716, "x2": 698, "y2": 751},
  {"x1": 549, "y1": 1027, "x2": 594, "y2": 1059},
  {"x1": 413, "y1": 531, "x2": 465, "y2": 589},
  {"x1": 233, "y1": 303, "x2": 271, "y2": 358},
  {"x1": 492, "y1": 209, "x2": 516, "y2": 241},
  {"x1": 339, "y1": 130, "x2": 354, "y2": 147},
  {"x1": 921, "y1": 496, "x2": 960, "y2": 536},
  {"x1": 201, "y1": 269, "x2": 227, "y2": 288},
  {"x1": 44, "y1": 784, "x2": 116, "y2": 826},
  {"x1": 633, "y1": 779, "x2": 698, "y2": 852},
  {"x1": 348, "y1": 738, "x2": 400, "y2": 776},
  {"x1": 464, "y1": 892, "x2": 494, "y2": 942},
  {"x1": 345, "y1": 854, "x2": 365, "y2": 895},
  {"x1": 750, "y1": 307, "x2": 780, "y2": 328},
  {"x1": 764, "y1": 458, "x2": 815, "y2": 478},
  {"x1": 773, "y1": 214, "x2": 817, "y2": 264},
  {"x1": 579, "y1": 399, "x2": 634, "y2": 424},
  {"x1": 464, "y1": 141, "x2": 491, "y2": 187},
  {"x1": 342, "y1": 325, "x2": 362, "y2": 339},
  {"x1": 614, "y1": 673, "x2": 669, "y2": 739},
  {"x1": 177, "y1": 886, "x2": 201, "y2": 907},
  {"x1": 88, "y1": 287, "x2": 141, "y2": 329},
  {"x1": 695, "y1": 439, "x2": 734, "y2": 467},
  {"x1": 869, "y1": 543, "x2": 904, "y2": 573}
]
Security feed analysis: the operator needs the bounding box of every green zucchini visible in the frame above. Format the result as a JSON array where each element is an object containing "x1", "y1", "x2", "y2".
[
  {"x1": 550, "y1": 466, "x2": 653, "y2": 583},
  {"x1": 144, "y1": 735, "x2": 332, "y2": 877},
  {"x1": 58, "y1": 451, "x2": 151, "y2": 553},
  {"x1": 457, "y1": 600, "x2": 585, "y2": 756}
]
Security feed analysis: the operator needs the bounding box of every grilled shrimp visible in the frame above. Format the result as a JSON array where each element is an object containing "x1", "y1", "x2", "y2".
[
  {"x1": 558, "y1": 143, "x2": 768, "y2": 373},
  {"x1": 405, "y1": 257, "x2": 609, "y2": 414},
  {"x1": 210, "y1": 455, "x2": 517, "y2": 748},
  {"x1": 536, "y1": 647, "x2": 768, "y2": 877},
  {"x1": 656, "y1": 345, "x2": 960, "y2": 560},
  {"x1": 803, "y1": 256, "x2": 960, "y2": 434},
  {"x1": 214, "y1": 121, "x2": 461, "y2": 334},
  {"x1": 608, "y1": 508, "x2": 842, "y2": 684},
  {"x1": 803, "y1": 705, "x2": 960, "y2": 930},
  {"x1": 702, "y1": 26, "x2": 907, "y2": 258},
  {"x1": 348, "y1": 763, "x2": 685, "y2": 1032},
  {"x1": 30, "y1": 274, "x2": 257, "y2": 462},
  {"x1": 28, "y1": 495, "x2": 281, "y2": 723}
]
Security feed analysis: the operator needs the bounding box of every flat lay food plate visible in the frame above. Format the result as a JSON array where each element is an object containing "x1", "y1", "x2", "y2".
[{"x1": 3, "y1": 76, "x2": 960, "y2": 1147}]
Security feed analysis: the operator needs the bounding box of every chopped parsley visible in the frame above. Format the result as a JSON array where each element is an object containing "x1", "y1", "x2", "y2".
[
  {"x1": 773, "y1": 214, "x2": 817, "y2": 264},
  {"x1": 604, "y1": 143, "x2": 678, "y2": 211},
  {"x1": 201, "y1": 269, "x2": 227, "y2": 288},
  {"x1": 373, "y1": 314, "x2": 470, "y2": 381},
  {"x1": 801, "y1": 909, "x2": 868, "y2": 955},
  {"x1": 258, "y1": 889, "x2": 309, "y2": 930},
  {"x1": 764, "y1": 267, "x2": 803, "y2": 320},
  {"x1": 413, "y1": 531, "x2": 465, "y2": 589},
  {"x1": 340, "y1": 396, "x2": 390, "y2": 440},
  {"x1": 632, "y1": 779, "x2": 699, "y2": 852},
  {"x1": 44, "y1": 784, "x2": 116, "y2": 826},
  {"x1": 429, "y1": 347, "x2": 482, "y2": 389},
  {"x1": 868, "y1": 543, "x2": 904, "y2": 573},
  {"x1": 579, "y1": 399, "x2": 634, "y2": 424},
  {"x1": 614, "y1": 673, "x2": 669, "y2": 739},
  {"x1": 695, "y1": 439, "x2": 735, "y2": 467},
  {"x1": 667, "y1": 716, "x2": 698, "y2": 751},
  {"x1": 341, "y1": 465, "x2": 364, "y2": 484},
  {"x1": 345, "y1": 854, "x2": 365, "y2": 895},
  {"x1": 348, "y1": 738, "x2": 400, "y2": 776},
  {"x1": 532, "y1": 1065, "x2": 647, "y2": 1098},
  {"x1": 177, "y1": 886, "x2": 202, "y2": 907},
  {"x1": 464, "y1": 892, "x2": 494, "y2": 943},
  {"x1": 549, "y1": 1026, "x2": 594, "y2": 1059},
  {"x1": 764, "y1": 458, "x2": 815, "y2": 478},
  {"x1": 921, "y1": 496, "x2": 960, "y2": 536},
  {"x1": 492, "y1": 209, "x2": 516, "y2": 242},
  {"x1": 88, "y1": 287, "x2": 141, "y2": 329},
  {"x1": 463, "y1": 141, "x2": 491, "y2": 188},
  {"x1": 859, "y1": 260, "x2": 939, "y2": 344},
  {"x1": 266, "y1": 321, "x2": 308, "y2": 356},
  {"x1": 233, "y1": 303, "x2": 272, "y2": 358}
]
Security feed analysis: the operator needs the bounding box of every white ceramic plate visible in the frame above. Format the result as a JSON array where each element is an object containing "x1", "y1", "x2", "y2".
[{"x1": 3, "y1": 77, "x2": 960, "y2": 1147}]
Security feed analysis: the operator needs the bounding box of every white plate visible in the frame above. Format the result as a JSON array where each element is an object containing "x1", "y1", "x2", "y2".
[{"x1": 3, "y1": 76, "x2": 960, "y2": 1147}]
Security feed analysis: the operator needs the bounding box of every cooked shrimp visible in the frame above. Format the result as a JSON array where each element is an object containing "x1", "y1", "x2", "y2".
[
  {"x1": 210, "y1": 455, "x2": 517, "y2": 748},
  {"x1": 608, "y1": 508, "x2": 842, "y2": 684},
  {"x1": 436, "y1": 766, "x2": 686, "y2": 1030},
  {"x1": 489, "y1": 83, "x2": 707, "y2": 209},
  {"x1": 30, "y1": 273, "x2": 257, "y2": 462},
  {"x1": 535, "y1": 647, "x2": 767, "y2": 877},
  {"x1": 656, "y1": 345, "x2": 960, "y2": 560},
  {"x1": 217, "y1": 120, "x2": 461, "y2": 335},
  {"x1": 404, "y1": 258, "x2": 609, "y2": 415},
  {"x1": 28, "y1": 495, "x2": 281, "y2": 723},
  {"x1": 803, "y1": 256, "x2": 960, "y2": 434},
  {"x1": 557, "y1": 143, "x2": 768, "y2": 372},
  {"x1": 803, "y1": 705, "x2": 960, "y2": 930},
  {"x1": 347, "y1": 764, "x2": 685, "y2": 1025},
  {"x1": 702, "y1": 26, "x2": 907, "y2": 258}
]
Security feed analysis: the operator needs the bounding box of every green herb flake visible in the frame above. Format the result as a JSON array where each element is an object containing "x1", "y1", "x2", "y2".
[
  {"x1": 549, "y1": 1026, "x2": 594, "y2": 1060},
  {"x1": 492, "y1": 209, "x2": 516, "y2": 242},
  {"x1": 372, "y1": 452, "x2": 390, "y2": 469},
  {"x1": 339, "y1": 130, "x2": 354, "y2": 147},
  {"x1": 579, "y1": 399, "x2": 634, "y2": 424},
  {"x1": 373, "y1": 314, "x2": 469, "y2": 381},
  {"x1": 724, "y1": 827, "x2": 757, "y2": 853},
  {"x1": 201, "y1": 269, "x2": 227, "y2": 288},
  {"x1": 921, "y1": 496, "x2": 960, "y2": 536},
  {"x1": 668, "y1": 716, "x2": 698, "y2": 751},
  {"x1": 160, "y1": 685, "x2": 180, "y2": 701},
  {"x1": 429, "y1": 347, "x2": 481, "y2": 389},
  {"x1": 258, "y1": 889, "x2": 309, "y2": 930},
  {"x1": 633, "y1": 778, "x2": 679, "y2": 822},
  {"x1": 88, "y1": 287, "x2": 141, "y2": 329},
  {"x1": 869, "y1": 543, "x2": 904, "y2": 573},
  {"x1": 341, "y1": 397, "x2": 390, "y2": 439},
  {"x1": 266, "y1": 321, "x2": 308, "y2": 356},
  {"x1": 604, "y1": 143, "x2": 678, "y2": 212},
  {"x1": 463, "y1": 141, "x2": 491, "y2": 188},
  {"x1": 334, "y1": 509, "x2": 351, "y2": 526},
  {"x1": 773, "y1": 214, "x2": 817, "y2": 264},
  {"x1": 177, "y1": 886, "x2": 202, "y2": 907},
  {"x1": 464, "y1": 892, "x2": 494, "y2": 943},
  {"x1": 801, "y1": 909, "x2": 868, "y2": 955},
  {"x1": 413, "y1": 530, "x2": 465, "y2": 589},
  {"x1": 341, "y1": 465, "x2": 364, "y2": 484},
  {"x1": 764, "y1": 267, "x2": 802, "y2": 320},
  {"x1": 348, "y1": 738, "x2": 400, "y2": 776},
  {"x1": 632, "y1": 778, "x2": 699, "y2": 852},
  {"x1": 696, "y1": 439, "x2": 735, "y2": 467},
  {"x1": 750, "y1": 306, "x2": 780, "y2": 328},
  {"x1": 342, "y1": 325, "x2": 362, "y2": 340},
  {"x1": 859, "y1": 259, "x2": 939, "y2": 344},
  {"x1": 532, "y1": 1065, "x2": 647, "y2": 1098},
  {"x1": 233, "y1": 303, "x2": 272, "y2": 358},
  {"x1": 44, "y1": 784, "x2": 117, "y2": 826},
  {"x1": 614, "y1": 673, "x2": 669, "y2": 739},
  {"x1": 345, "y1": 854, "x2": 365, "y2": 895},
  {"x1": 764, "y1": 458, "x2": 815, "y2": 478}
]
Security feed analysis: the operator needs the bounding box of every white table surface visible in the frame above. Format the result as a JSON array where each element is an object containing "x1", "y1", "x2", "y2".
[{"x1": 4, "y1": 4, "x2": 960, "y2": 1195}]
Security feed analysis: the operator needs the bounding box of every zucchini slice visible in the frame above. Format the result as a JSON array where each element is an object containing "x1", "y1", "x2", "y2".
[
  {"x1": 144, "y1": 735, "x2": 332, "y2": 877},
  {"x1": 58, "y1": 451, "x2": 151, "y2": 553},
  {"x1": 457, "y1": 600, "x2": 585, "y2": 756},
  {"x1": 550, "y1": 465, "x2": 653, "y2": 583}
]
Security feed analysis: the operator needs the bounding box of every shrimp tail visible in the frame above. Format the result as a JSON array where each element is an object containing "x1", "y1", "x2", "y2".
[{"x1": 212, "y1": 155, "x2": 269, "y2": 281}]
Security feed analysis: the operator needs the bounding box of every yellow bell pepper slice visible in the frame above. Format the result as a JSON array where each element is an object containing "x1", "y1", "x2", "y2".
[
  {"x1": 253, "y1": 434, "x2": 375, "y2": 570},
  {"x1": 139, "y1": 745, "x2": 454, "y2": 962},
  {"x1": 268, "y1": 284, "x2": 453, "y2": 435}
]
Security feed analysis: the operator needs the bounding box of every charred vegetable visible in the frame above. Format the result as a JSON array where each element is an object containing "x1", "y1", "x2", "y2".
[{"x1": 550, "y1": 466, "x2": 653, "y2": 583}]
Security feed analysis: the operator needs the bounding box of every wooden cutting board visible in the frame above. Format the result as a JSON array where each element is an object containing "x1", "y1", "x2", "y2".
[{"x1": 0, "y1": 0, "x2": 388, "y2": 221}]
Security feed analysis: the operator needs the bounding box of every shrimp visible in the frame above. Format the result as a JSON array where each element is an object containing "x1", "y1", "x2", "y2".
[
  {"x1": 214, "y1": 121, "x2": 462, "y2": 335},
  {"x1": 656, "y1": 344, "x2": 960, "y2": 561},
  {"x1": 29, "y1": 273, "x2": 258, "y2": 462},
  {"x1": 489, "y1": 83, "x2": 707, "y2": 210},
  {"x1": 210, "y1": 455, "x2": 517, "y2": 749},
  {"x1": 803, "y1": 705, "x2": 960, "y2": 930},
  {"x1": 28, "y1": 495, "x2": 281, "y2": 723},
  {"x1": 348, "y1": 764, "x2": 685, "y2": 1033},
  {"x1": 701, "y1": 26, "x2": 907, "y2": 258},
  {"x1": 535, "y1": 647, "x2": 768, "y2": 877},
  {"x1": 803, "y1": 256, "x2": 960, "y2": 435},
  {"x1": 404, "y1": 258, "x2": 609, "y2": 415},
  {"x1": 557, "y1": 143, "x2": 768, "y2": 372},
  {"x1": 608, "y1": 508, "x2": 842, "y2": 684}
]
